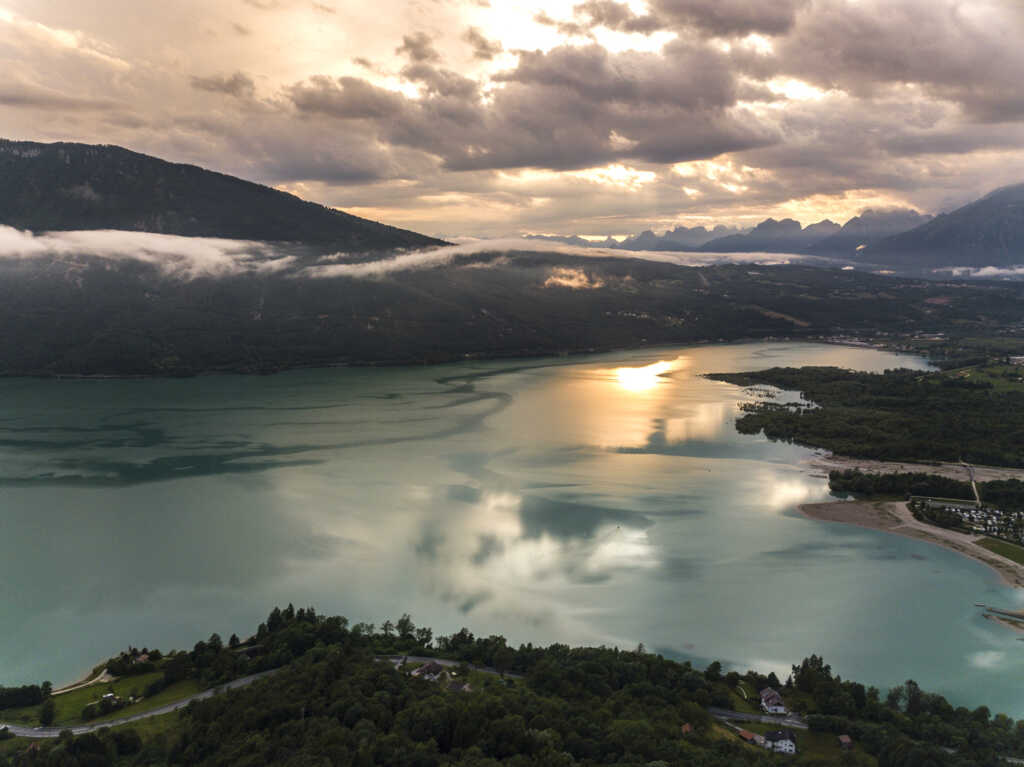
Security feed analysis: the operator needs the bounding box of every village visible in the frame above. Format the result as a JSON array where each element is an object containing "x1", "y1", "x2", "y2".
[
  {"x1": 715, "y1": 687, "x2": 857, "y2": 756},
  {"x1": 910, "y1": 497, "x2": 1024, "y2": 545}
]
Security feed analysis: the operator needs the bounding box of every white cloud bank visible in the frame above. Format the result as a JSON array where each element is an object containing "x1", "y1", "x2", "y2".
[
  {"x1": 0, "y1": 226, "x2": 296, "y2": 279},
  {"x1": 301, "y1": 237, "x2": 805, "y2": 278},
  {"x1": 938, "y1": 265, "x2": 1024, "y2": 279}
]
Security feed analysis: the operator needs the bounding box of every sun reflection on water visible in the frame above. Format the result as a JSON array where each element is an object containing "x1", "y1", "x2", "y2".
[{"x1": 614, "y1": 360, "x2": 676, "y2": 392}]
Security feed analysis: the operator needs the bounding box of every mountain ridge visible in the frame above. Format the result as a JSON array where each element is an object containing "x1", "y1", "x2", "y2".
[
  {"x1": 861, "y1": 183, "x2": 1024, "y2": 268},
  {"x1": 0, "y1": 139, "x2": 445, "y2": 251}
]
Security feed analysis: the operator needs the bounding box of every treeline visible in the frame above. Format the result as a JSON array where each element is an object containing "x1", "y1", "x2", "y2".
[
  {"x1": 105, "y1": 648, "x2": 163, "y2": 678},
  {"x1": 793, "y1": 656, "x2": 1016, "y2": 766},
  {"x1": 5, "y1": 607, "x2": 1024, "y2": 766},
  {"x1": 980, "y1": 479, "x2": 1024, "y2": 513},
  {"x1": 828, "y1": 470, "x2": 974, "y2": 499},
  {"x1": 828, "y1": 470, "x2": 1024, "y2": 513},
  {"x1": 0, "y1": 683, "x2": 48, "y2": 710},
  {"x1": 709, "y1": 366, "x2": 1024, "y2": 467}
]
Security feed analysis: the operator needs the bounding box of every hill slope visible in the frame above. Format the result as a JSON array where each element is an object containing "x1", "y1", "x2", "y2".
[
  {"x1": 1, "y1": 252, "x2": 1023, "y2": 376},
  {"x1": 862, "y1": 183, "x2": 1024, "y2": 268},
  {"x1": 0, "y1": 139, "x2": 444, "y2": 251}
]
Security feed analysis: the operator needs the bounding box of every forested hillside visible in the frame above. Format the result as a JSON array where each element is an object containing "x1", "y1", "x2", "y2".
[
  {"x1": 2, "y1": 607, "x2": 1021, "y2": 766},
  {"x1": 708, "y1": 367, "x2": 1024, "y2": 466},
  {"x1": 3, "y1": 255, "x2": 1024, "y2": 376}
]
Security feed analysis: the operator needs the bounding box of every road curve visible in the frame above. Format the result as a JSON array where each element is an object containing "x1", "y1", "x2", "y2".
[
  {"x1": 709, "y1": 706, "x2": 808, "y2": 730},
  {"x1": 0, "y1": 669, "x2": 282, "y2": 739}
]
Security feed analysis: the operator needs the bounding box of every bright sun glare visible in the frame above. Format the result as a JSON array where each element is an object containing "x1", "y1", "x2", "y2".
[{"x1": 614, "y1": 360, "x2": 674, "y2": 392}]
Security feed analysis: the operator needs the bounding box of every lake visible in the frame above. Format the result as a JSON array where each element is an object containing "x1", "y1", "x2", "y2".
[{"x1": 1, "y1": 341, "x2": 1021, "y2": 716}]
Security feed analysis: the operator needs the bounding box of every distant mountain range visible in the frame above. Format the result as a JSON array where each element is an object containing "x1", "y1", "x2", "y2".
[
  {"x1": 0, "y1": 139, "x2": 444, "y2": 251},
  {"x1": 524, "y1": 187, "x2": 1024, "y2": 270},
  {"x1": 528, "y1": 210, "x2": 934, "y2": 259},
  {"x1": 697, "y1": 217, "x2": 841, "y2": 253},
  {"x1": 861, "y1": 183, "x2": 1024, "y2": 268},
  {"x1": 526, "y1": 224, "x2": 749, "y2": 252}
]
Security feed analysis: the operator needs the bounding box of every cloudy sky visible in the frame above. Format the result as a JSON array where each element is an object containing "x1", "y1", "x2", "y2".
[{"x1": 2, "y1": 0, "x2": 1023, "y2": 238}]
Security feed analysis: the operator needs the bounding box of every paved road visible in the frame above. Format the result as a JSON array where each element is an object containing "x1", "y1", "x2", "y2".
[
  {"x1": 0, "y1": 669, "x2": 282, "y2": 739},
  {"x1": 709, "y1": 707, "x2": 808, "y2": 730}
]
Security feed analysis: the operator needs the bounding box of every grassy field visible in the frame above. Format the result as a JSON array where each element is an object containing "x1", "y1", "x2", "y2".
[
  {"x1": 734, "y1": 721, "x2": 871, "y2": 762},
  {"x1": 941, "y1": 364, "x2": 1024, "y2": 392},
  {"x1": 0, "y1": 673, "x2": 201, "y2": 728},
  {"x1": 89, "y1": 679, "x2": 202, "y2": 725},
  {"x1": 0, "y1": 709, "x2": 185, "y2": 760},
  {"x1": 0, "y1": 734, "x2": 23, "y2": 759},
  {"x1": 978, "y1": 537, "x2": 1024, "y2": 565},
  {"x1": 728, "y1": 691, "x2": 759, "y2": 714}
]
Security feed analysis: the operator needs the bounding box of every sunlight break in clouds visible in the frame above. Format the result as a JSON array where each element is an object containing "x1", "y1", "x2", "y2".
[{"x1": 543, "y1": 267, "x2": 605, "y2": 289}]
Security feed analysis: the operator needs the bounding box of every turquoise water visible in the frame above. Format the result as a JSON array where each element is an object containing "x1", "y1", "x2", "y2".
[{"x1": 0, "y1": 342, "x2": 1020, "y2": 715}]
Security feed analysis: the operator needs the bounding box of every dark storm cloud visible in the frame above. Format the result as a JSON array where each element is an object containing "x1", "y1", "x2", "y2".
[
  {"x1": 0, "y1": 84, "x2": 117, "y2": 111},
  {"x1": 288, "y1": 40, "x2": 774, "y2": 173},
  {"x1": 395, "y1": 31, "x2": 441, "y2": 63},
  {"x1": 190, "y1": 71, "x2": 256, "y2": 98},
  {"x1": 572, "y1": 1, "x2": 662, "y2": 34},
  {"x1": 462, "y1": 26, "x2": 502, "y2": 60},
  {"x1": 564, "y1": 0, "x2": 808, "y2": 37},
  {"x1": 288, "y1": 75, "x2": 404, "y2": 118},
  {"x1": 881, "y1": 123, "x2": 1024, "y2": 156},
  {"x1": 766, "y1": 0, "x2": 1024, "y2": 122},
  {"x1": 533, "y1": 11, "x2": 589, "y2": 38},
  {"x1": 400, "y1": 64, "x2": 479, "y2": 98},
  {"x1": 650, "y1": 0, "x2": 809, "y2": 36}
]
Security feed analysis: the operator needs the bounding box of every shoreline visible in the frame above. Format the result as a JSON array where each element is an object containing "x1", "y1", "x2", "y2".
[
  {"x1": 0, "y1": 335, "x2": 903, "y2": 381},
  {"x1": 798, "y1": 500, "x2": 1024, "y2": 590},
  {"x1": 805, "y1": 454, "x2": 1024, "y2": 483},
  {"x1": 984, "y1": 613, "x2": 1024, "y2": 635}
]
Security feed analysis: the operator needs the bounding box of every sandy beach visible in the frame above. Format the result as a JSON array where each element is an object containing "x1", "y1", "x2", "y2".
[
  {"x1": 805, "y1": 455, "x2": 1024, "y2": 483},
  {"x1": 798, "y1": 500, "x2": 1024, "y2": 590}
]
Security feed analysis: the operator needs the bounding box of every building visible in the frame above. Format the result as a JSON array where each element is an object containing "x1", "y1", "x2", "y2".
[
  {"x1": 760, "y1": 687, "x2": 787, "y2": 714},
  {"x1": 410, "y1": 661, "x2": 445, "y2": 681},
  {"x1": 737, "y1": 729, "x2": 766, "y2": 748},
  {"x1": 764, "y1": 729, "x2": 798, "y2": 754}
]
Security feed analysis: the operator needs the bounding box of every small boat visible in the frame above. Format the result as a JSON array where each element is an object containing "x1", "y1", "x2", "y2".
[{"x1": 974, "y1": 602, "x2": 986, "y2": 607}]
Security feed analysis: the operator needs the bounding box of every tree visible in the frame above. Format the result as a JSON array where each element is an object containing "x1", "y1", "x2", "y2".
[
  {"x1": 704, "y1": 661, "x2": 722, "y2": 682},
  {"x1": 229, "y1": 633, "x2": 240, "y2": 649},
  {"x1": 382, "y1": 620, "x2": 395, "y2": 638},
  {"x1": 414, "y1": 627, "x2": 433, "y2": 648},
  {"x1": 886, "y1": 686, "x2": 905, "y2": 710},
  {"x1": 904, "y1": 680, "x2": 922, "y2": 717},
  {"x1": 40, "y1": 681, "x2": 52, "y2": 698},
  {"x1": 267, "y1": 607, "x2": 284, "y2": 633},
  {"x1": 39, "y1": 698, "x2": 56, "y2": 726},
  {"x1": 396, "y1": 614, "x2": 415, "y2": 640}
]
